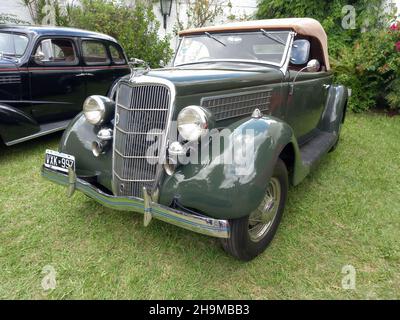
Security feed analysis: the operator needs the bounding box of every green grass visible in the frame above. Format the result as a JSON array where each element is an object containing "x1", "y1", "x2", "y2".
[{"x1": 0, "y1": 113, "x2": 399, "y2": 299}]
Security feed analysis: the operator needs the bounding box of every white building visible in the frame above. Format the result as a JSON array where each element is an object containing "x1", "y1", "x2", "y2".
[{"x1": 0, "y1": 0, "x2": 33, "y2": 23}]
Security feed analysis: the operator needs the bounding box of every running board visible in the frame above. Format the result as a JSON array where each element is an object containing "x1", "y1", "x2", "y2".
[
  {"x1": 5, "y1": 119, "x2": 72, "y2": 146},
  {"x1": 299, "y1": 131, "x2": 336, "y2": 168}
]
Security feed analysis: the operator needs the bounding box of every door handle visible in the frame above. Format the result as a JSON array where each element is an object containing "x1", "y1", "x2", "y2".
[
  {"x1": 76, "y1": 73, "x2": 95, "y2": 77},
  {"x1": 323, "y1": 84, "x2": 330, "y2": 89}
]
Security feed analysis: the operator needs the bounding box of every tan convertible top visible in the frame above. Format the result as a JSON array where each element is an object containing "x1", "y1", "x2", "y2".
[{"x1": 179, "y1": 18, "x2": 330, "y2": 70}]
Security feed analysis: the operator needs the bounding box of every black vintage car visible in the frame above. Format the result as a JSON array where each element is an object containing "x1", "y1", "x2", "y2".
[{"x1": 0, "y1": 26, "x2": 130, "y2": 146}]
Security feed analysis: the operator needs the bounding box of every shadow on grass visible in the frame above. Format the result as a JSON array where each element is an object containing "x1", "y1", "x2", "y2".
[{"x1": 67, "y1": 147, "x2": 342, "y2": 270}]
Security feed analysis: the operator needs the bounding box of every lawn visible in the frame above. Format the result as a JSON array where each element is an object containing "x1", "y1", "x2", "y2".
[{"x1": 0, "y1": 113, "x2": 399, "y2": 299}]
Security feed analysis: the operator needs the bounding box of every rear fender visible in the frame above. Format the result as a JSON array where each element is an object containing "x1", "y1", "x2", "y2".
[
  {"x1": 318, "y1": 85, "x2": 348, "y2": 133},
  {"x1": 160, "y1": 116, "x2": 301, "y2": 220},
  {"x1": 0, "y1": 103, "x2": 39, "y2": 145}
]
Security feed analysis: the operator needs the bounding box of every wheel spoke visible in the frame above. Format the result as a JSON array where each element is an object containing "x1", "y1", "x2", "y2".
[{"x1": 248, "y1": 177, "x2": 281, "y2": 242}]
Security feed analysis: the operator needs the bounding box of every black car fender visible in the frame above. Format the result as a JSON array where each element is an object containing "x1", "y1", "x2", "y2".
[{"x1": 0, "y1": 103, "x2": 40, "y2": 145}]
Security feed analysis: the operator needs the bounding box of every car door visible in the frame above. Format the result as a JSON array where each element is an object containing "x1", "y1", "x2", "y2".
[
  {"x1": 80, "y1": 39, "x2": 117, "y2": 97},
  {"x1": 28, "y1": 37, "x2": 86, "y2": 123},
  {"x1": 284, "y1": 70, "x2": 332, "y2": 144}
]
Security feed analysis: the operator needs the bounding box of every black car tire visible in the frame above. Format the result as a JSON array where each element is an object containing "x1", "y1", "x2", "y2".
[{"x1": 221, "y1": 159, "x2": 288, "y2": 261}]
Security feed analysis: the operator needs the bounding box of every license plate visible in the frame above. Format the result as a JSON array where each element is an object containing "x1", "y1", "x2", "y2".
[{"x1": 44, "y1": 149, "x2": 75, "y2": 173}]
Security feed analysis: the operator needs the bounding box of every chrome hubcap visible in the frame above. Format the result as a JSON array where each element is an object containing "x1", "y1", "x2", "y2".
[{"x1": 248, "y1": 177, "x2": 281, "y2": 242}]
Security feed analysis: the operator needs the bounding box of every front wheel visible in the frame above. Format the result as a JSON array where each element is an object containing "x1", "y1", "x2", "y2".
[{"x1": 221, "y1": 159, "x2": 288, "y2": 261}]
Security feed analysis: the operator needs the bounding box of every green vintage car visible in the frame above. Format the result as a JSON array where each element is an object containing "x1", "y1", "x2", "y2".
[{"x1": 41, "y1": 18, "x2": 348, "y2": 261}]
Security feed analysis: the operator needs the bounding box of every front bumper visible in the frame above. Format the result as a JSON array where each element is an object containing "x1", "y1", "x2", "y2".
[{"x1": 41, "y1": 166, "x2": 230, "y2": 239}]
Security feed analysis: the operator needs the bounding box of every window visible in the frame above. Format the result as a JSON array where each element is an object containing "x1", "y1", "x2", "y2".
[
  {"x1": 82, "y1": 40, "x2": 109, "y2": 65},
  {"x1": 174, "y1": 31, "x2": 290, "y2": 67},
  {"x1": 34, "y1": 38, "x2": 77, "y2": 64},
  {"x1": 109, "y1": 44, "x2": 126, "y2": 64},
  {"x1": 0, "y1": 32, "x2": 29, "y2": 58},
  {"x1": 174, "y1": 39, "x2": 210, "y2": 66}
]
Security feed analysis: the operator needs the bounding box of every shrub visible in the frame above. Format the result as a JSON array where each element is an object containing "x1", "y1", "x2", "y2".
[
  {"x1": 58, "y1": 0, "x2": 173, "y2": 68},
  {"x1": 334, "y1": 24, "x2": 400, "y2": 111},
  {"x1": 257, "y1": 0, "x2": 385, "y2": 59},
  {"x1": 257, "y1": 0, "x2": 400, "y2": 112}
]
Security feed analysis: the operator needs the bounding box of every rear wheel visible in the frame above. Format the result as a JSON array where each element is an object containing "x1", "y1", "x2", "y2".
[{"x1": 221, "y1": 159, "x2": 288, "y2": 261}]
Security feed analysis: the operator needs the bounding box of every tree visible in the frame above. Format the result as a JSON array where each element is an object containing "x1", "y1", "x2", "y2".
[
  {"x1": 65, "y1": 0, "x2": 173, "y2": 67},
  {"x1": 174, "y1": 0, "x2": 227, "y2": 32},
  {"x1": 256, "y1": 0, "x2": 387, "y2": 58},
  {"x1": 22, "y1": 0, "x2": 67, "y2": 25},
  {"x1": 0, "y1": 13, "x2": 30, "y2": 25}
]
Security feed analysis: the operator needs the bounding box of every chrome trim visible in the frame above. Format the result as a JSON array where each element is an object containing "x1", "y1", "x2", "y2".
[
  {"x1": 175, "y1": 59, "x2": 282, "y2": 68},
  {"x1": 251, "y1": 108, "x2": 263, "y2": 118},
  {"x1": 280, "y1": 31, "x2": 296, "y2": 75},
  {"x1": 201, "y1": 89, "x2": 272, "y2": 121},
  {"x1": 41, "y1": 166, "x2": 230, "y2": 239},
  {"x1": 5, "y1": 123, "x2": 68, "y2": 146},
  {"x1": 112, "y1": 76, "x2": 176, "y2": 198},
  {"x1": 97, "y1": 128, "x2": 113, "y2": 141}
]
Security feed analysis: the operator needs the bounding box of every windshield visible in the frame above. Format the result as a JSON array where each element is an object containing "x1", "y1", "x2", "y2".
[
  {"x1": 174, "y1": 31, "x2": 291, "y2": 67},
  {"x1": 0, "y1": 32, "x2": 29, "y2": 58}
]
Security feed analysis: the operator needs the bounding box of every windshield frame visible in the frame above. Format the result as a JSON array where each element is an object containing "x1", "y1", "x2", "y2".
[
  {"x1": 173, "y1": 30, "x2": 296, "y2": 70},
  {"x1": 0, "y1": 31, "x2": 30, "y2": 59}
]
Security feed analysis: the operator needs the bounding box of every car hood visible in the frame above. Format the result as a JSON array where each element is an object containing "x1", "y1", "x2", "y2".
[{"x1": 127, "y1": 63, "x2": 283, "y2": 96}]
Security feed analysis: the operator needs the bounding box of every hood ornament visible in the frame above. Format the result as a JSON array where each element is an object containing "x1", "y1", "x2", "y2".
[{"x1": 129, "y1": 58, "x2": 150, "y2": 80}]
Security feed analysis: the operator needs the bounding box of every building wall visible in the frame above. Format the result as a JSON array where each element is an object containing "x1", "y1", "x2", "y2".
[
  {"x1": 152, "y1": 0, "x2": 257, "y2": 49},
  {"x1": 0, "y1": 0, "x2": 33, "y2": 23}
]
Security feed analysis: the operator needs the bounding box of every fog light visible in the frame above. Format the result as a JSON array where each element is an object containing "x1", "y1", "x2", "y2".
[
  {"x1": 168, "y1": 141, "x2": 186, "y2": 157},
  {"x1": 97, "y1": 128, "x2": 113, "y2": 141}
]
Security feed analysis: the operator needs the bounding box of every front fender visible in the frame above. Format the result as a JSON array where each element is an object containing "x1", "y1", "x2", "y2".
[
  {"x1": 160, "y1": 116, "x2": 299, "y2": 220},
  {"x1": 59, "y1": 113, "x2": 113, "y2": 191},
  {"x1": 0, "y1": 103, "x2": 39, "y2": 145}
]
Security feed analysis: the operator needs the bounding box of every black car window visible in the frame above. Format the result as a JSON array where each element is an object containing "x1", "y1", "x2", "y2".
[
  {"x1": 109, "y1": 44, "x2": 126, "y2": 64},
  {"x1": 35, "y1": 38, "x2": 78, "y2": 65},
  {"x1": 0, "y1": 32, "x2": 29, "y2": 58},
  {"x1": 82, "y1": 40, "x2": 110, "y2": 65}
]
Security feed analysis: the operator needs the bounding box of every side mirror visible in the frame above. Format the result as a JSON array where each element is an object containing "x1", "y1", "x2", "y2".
[
  {"x1": 33, "y1": 51, "x2": 45, "y2": 62},
  {"x1": 290, "y1": 39, "x2": 310, "y2": 65},
  {"x1": 159, "y1": 60, "x2": 165, "y2": 67},
  {"x1": 306, "y1": 59, "x2": 320, "y2": 72}
]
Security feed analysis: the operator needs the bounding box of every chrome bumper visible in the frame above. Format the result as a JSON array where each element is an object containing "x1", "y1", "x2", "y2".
[{"x1": 41, "y1": 166, "x2": 230, "y2": 239}]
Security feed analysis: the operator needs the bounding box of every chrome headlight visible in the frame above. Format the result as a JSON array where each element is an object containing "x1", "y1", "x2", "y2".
[
  {"x1": 177, "y1": 106, "x2": 209, "y2": 141},
  {"x1": 83, "y1": 95, "x2": 114, "y2": 125}
]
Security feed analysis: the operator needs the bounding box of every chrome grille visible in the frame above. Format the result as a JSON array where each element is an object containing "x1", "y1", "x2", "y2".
[
  {"x1": 201, "y1": 90, "x2": 272, "y2": 121},
  {"x1": 0, "y1": 75, "x2": 21, "y2": 84},
  {"x1": 113, "y1": 82, "x2": 171, "y2": 198}
]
